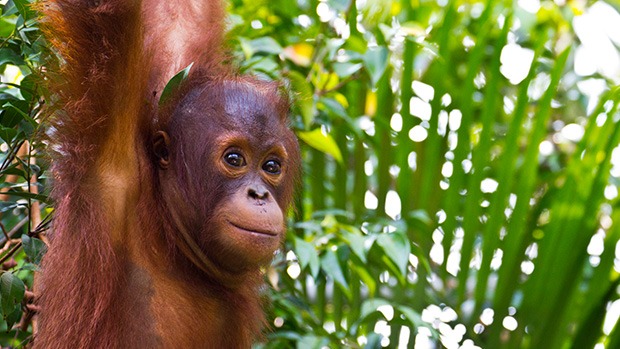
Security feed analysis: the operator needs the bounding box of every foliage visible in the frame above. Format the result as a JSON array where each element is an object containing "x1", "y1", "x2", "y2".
[
  {"x1": 228, "y1": 0, "x2": 620, "y2": 348},
  {"x1": 0, "y1": 0, "x2": 47, "y2": 346},
  {"x1": 0, "y1": 0, "x2": 619, "y2": 348}
]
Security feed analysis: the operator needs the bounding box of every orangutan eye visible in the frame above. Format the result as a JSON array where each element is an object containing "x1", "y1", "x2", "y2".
[
  {"x1": 224, "y1": 152, "x2": 246, "y2": 167},
  {"x1": 262, "y1": 160, "x2": 281, "y2": 174}
]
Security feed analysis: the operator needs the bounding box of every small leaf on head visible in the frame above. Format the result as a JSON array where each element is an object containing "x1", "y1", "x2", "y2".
[{"x1": 159, "y1": 63, "x2": 194, "y2": 106}]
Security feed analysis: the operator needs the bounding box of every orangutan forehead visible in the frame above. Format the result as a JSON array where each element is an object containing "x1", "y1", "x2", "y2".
[{"x1": 173, "y1": 80, "x2": 288, "y2": 132}]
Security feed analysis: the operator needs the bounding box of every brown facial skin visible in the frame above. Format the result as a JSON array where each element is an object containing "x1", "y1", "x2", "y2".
[{"x1": 154, "y1": 78, "x2": 299, "y2": 274}]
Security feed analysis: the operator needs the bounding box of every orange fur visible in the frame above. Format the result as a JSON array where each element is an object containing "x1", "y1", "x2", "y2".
[{"x1": 34, "y1": 1, "x2": 288, "y2": 347}]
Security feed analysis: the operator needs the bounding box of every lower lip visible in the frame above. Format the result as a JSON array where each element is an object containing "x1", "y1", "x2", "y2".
[{"x1": 229, "y1": 222, "x2": 278, "y2": 237}]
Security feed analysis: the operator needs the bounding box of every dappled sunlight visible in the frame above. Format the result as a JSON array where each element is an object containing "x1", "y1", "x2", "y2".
[
  {"x1": 409, "y1": 125, "x2": 428, "y2": 142},
  {"x1": 411, "y1": 97, "x2": 432, "y2": 121},
  {"x1": 500, "y1": 43, "x2": 534, "y2": 85},
  {"x1": 1, "y1": 0, "x2": 618, "y2": 346},
  {"x1": 573, "y1": 2, "x2": 620, "y2": 82}
]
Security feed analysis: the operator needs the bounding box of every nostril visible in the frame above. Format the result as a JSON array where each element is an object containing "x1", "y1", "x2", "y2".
[{"x1": 248, "y1": 187, "x2": 269, "y2": 200}]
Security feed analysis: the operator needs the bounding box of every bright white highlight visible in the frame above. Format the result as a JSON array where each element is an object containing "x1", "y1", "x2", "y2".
[
  {"x1": 411, "y1": 97, "x2": 432, "y2": 121},
  {"x1": 561, "y1": 123, "x2": 585, "y2": 142},
  {"x1": 480, "y1": 178, "x2": 499, "y2": 194},
  {"x1": 409, "y1": 125, "x2": 428, "y2": 142},
  {"x1": 412, "y1": 80, "x2": 435, "y2": 102},
  {"x1": 365, "y1": 190, "x2": 378, "y2": 210},
  {"x1": 500, "y1": 44, "x2": 535, "y2": 85},
  {"x1": 385, "y1": 191, "x2": 402, "y2": 219}
]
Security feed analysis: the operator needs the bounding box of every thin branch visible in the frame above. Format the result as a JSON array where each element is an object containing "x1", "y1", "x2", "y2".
[
  {"x1": 0, "y1": 241, "x2": 22, "y2": 266},
  {"x1": 0, "y1": 222, "x2": 10, "y2": 241},
  {"x1": 31, "y1": 209, "x2": 52, "y2": 236},
  {"x1": 0, "y1": 139, "x2": 25, "y2": 172},
  {"x1": 0, "y1": 217, "x2": 29, "y2": 246},
  {"x1": 316, "y1": 73, "x2": 360, "y2": 96}
]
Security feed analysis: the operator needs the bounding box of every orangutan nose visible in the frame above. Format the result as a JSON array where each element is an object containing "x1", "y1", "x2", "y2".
[{"x1": 248, "y1": 184, "x2": 270, "y2": 201}]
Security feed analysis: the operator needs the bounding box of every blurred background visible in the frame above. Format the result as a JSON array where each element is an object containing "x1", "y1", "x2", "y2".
[{"x1": 1, "y1": 0, "x2": 620, "y2": 348}]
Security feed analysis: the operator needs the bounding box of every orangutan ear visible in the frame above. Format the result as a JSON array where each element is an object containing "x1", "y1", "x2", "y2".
[{"x1": 153, "y1": 130, "x2": 171, "y2": 169}]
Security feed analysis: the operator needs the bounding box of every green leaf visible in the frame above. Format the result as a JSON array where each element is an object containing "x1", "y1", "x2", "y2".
[
  {"x1": 4, "y1": 306, "x2": 21, "y2": 329},
  {"x1": 364, "y1": 333, "x2": 383, "y2": 349},
  {"x1": 296, "y1": 335, "x2": 329, "y2": 349},
  {"x1": 244, "y1": 56, "x2": 279, "y2": 75},
  {"x1": 318, "y1": 97, "x2": 349, "y2": 119},
  {"x1": 1, "y1": 191, "x2": 49, "y2": 203},
  {"x1": 159, "y1": 62, "x2": 193, "y2": 107},
  {"x1": 397, "y1": 305, "x2": 425, "y2": 329},
  {"x1": 267, "y1": 330, "x2": 302, "y2": 341},
  {"x1": 351, "y1": 263, "x2": 377, "y2": 296},
  {"x1": 341, "y1": 227, "x2": 367, "y2": 263},
  {"x1": 18, "y1": 73, "x2": 38, "y2": 102},
  {"x1": 0, "y1": 164, "x2": 24, "y2": 178},
  {"x1": 13, "y1": 0, "x2": 36, "y2": 19},
  {"x1": 327, "y1": 0, "x2": 349, "y2": 11},
  {"x1": 0, "y1": 127, "x2": 17, "y2": 143},
  {"x1": 20, "y1": 263, "x2": 38, "y2": 272},
  {"x1": 298, "y1": 128, "x2": 343, "y2": 164},
  {"x1": 333, "y1": 62, "x2": 363, "y2": 78},
  {"x1": 293, "y1": 237, "x2": 319, "y2": 278},
  {"x1": 359, "y1": 298, "x2": 389, "y2": 320},
  {"x1": 363, "y1": 46, "x2": 389, "y2": 86},
  {"x1": 0, "y1": 272, "x2": 25, "y2": 316},
  {"x1": 321, "y1": 249, "x2": 348, "y2": 291},
  {"x1": 0, "y1": 16, "x2": 17, "y2": 38},
  {"x1": 287, "y1": 71, "x2": 314, "y2": 129},
  {"x1": 241, "y1": 37, "x2": 283, "y2": 57},
  {"x1": 376, "y1": 232, "x2": 410, "y2": 276},
  {"x1": 0, "y1": 100, "x2": 29, "y2": 128},
  {"x1": 22, "y1": 234, "x2": 47, "y2": 265},
  {"x1": 0, "y1": 48, "x2": 24, "y2": 66},
  {"x1": 344, "y1": 36, "x2": 369, "y2": 54}
]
